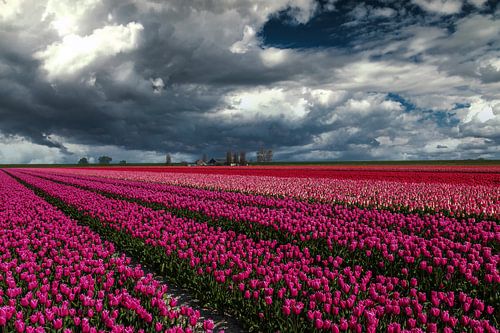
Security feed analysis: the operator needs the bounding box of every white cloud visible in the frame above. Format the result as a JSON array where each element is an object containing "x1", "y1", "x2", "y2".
[
  {"x1": 42, "y1": 0, "x2": 101, "y2": 36},
  {"x1": 345, "y1": 4, "x2": 396, "y2": 26},
  {"x1": 217, "y1": 87, "x2": 310, "y2": 122},
  {"x1": 324, "y1": 0, "x2": 338, "y2": 11},
  {"x1": 85, "y1": 73, "x2": 97, "y2": 87},
  {"x1": 35, "y1": 22, "x2": 144, "y2": 80},
  {"x1": 412, "y1": 0, "x2": 463, "y2": 15},
  {"x1": 333, "y1": 59, "x2": 465, "y2": 95},
  {"x1": 478, "y1": 57, "x2": 500, "y2": 73},
  {"x1": 150, "y1": 77, "x2": 165, "y2": 95},
  {"x1": 0, "y1": 134, "x2": 66, "y2": 164},
  {"x1": 132, "y1": 0, "x2": 317, "y2": 25},
  {"x1": 460, "y1": 98, "x2": 496, "y2": 123},
  {"x1": 376, "y1": 135, "x2": 409, "y2": 146},
  {"x1": 0, "y1": 0, "x2": 25, "y2": 22},
  {"x1": 61, "y1": 141, "x2": 172, "y2": 164},
  {"x1": 372, "y1": 7, "x2": 397, "y2": 18},
  {"x1": 260, "y1": 47, "x2": 289, "y2": 67},
  {"x1": 166, "y1": 0, "x2": 318, "y2": 63},
  {"x1": 467, "y1": 0, "x2": 487, "y2": 8},
  {"x1": 408, "y1": 94, "x2": 466, "y2": 111},
  {"x1": 476, "y1": 55, "x2": 500, "y2": 83},
  {"x1": 324, "y1": 93, "x2": 404, "y2": 125},
  {"x1": 0, "y1": 133, "x2": 180, "y2": 164},
  {"x1": 404, "y1": 26, "x2": 447, "y2": 56},
  {"x1": 308, "y1": 89, "x2": 347, "y2": 107},
  {"x1": 246, "y1": 0, "x2": 318, "y2": 25},
  {"x1": 287, "y1": 0, "x2": 318, "y2": 24},
  {"x1": 230, "y1": 25, "x2": 257, "y2": 54},
  {"x1": 112, "y1": 61, "x2": 137, "y2": 83},
  {"x1": 441, "y1": 15, "x2": 500, "y2": 50},
  {"x1": 108, "y1": 61, "x2": 158, "y2": 95},
  {"x1": 349, "y1": 5, "x2": 369, "y2": 20}
]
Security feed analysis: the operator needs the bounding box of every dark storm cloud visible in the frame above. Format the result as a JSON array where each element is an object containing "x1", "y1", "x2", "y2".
[
  {"x1": 0, "y1": 0, "x2": 498, "y2": 163},
  {"x1": 0, "y1": 0, "x2": 327, "y2": 159}
]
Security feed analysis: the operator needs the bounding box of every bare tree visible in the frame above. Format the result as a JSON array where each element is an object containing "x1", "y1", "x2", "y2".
[
  {"x1": 202, "y1": 153, "x2": 208, "y2": 162},
  {"x1": 239, "y1": 151, "x2": 246, "y2": 165},
  {"x1": 256, "y1": 147, "x2": 265, "y2": 163},
  {"x1": 265, "y1": 149, "x2": 273, "y2": 162},
  {"x1": 256, "y1": 147, "x2": 273, "y2": 163},
  {"x1": 226, "y1": 151, "x2": 233, "y2": 165},
  {"x1": 233, "y1": 152, "x2": 239, "y2": 165},
  {"x1": 166, "y1": 154, "x2": 172, "y2": 165}
]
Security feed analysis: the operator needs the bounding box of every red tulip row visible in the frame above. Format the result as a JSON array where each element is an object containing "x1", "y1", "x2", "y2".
[
  {"x1": 81, "y1": 165, "x2": 500, "y2": 185},
  {"x1": 9, "y1": 170, "x2": 498, "y2": 332},
  {"x1": 0, "y1": 171, "x2": 214, "y2": 333},
  {"x1": 23, "y1": 170, "x2": 499, "y2": 299},
  {"x1": 40, "y1": 168, "x2": 500, "y2": 220}
]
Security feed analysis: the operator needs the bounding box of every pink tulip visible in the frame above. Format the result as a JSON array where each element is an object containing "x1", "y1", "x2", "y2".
[
  {"x1": 53, "y1": 318, "x2": 63, "y2": 330},
  {"x1": 14, "y1": 319, "x2": 25, "y2": 332}
]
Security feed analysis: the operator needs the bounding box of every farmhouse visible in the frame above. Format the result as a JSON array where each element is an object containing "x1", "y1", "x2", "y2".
[{"x1": 208, "y1": 158, "x2": 226, "y2": 166}]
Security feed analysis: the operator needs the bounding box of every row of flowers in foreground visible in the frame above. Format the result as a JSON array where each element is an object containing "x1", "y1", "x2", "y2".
[
  {"x1": 11, "y1": 171, "x2": 498, "y2": 332},
  {"x1": 44, "y1": 168, "x2": 500, "y2": 220},
  {"x1": 27, "y1": 170, "x2": 499, "y2": 297},
  {"x1": 0, "y1": 172, "x2": 215, "y2": 333}
]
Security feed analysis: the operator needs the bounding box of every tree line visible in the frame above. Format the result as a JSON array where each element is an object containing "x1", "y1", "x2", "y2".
[
  {"x1": 79, "y1": 147, "x2": 273, "y2": 166},
  {"x1": 78, "y1": 156, "x2": 126, "y2": 165}
]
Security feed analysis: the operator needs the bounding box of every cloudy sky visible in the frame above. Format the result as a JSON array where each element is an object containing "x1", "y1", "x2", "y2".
[{"x1": 0, "y1": 0, "x2": 499, "y2": 163}]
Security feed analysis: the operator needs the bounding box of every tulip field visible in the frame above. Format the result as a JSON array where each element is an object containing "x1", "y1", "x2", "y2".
[{"x1": 1, "y1": 166, "x2": 499, "y2": 332}]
